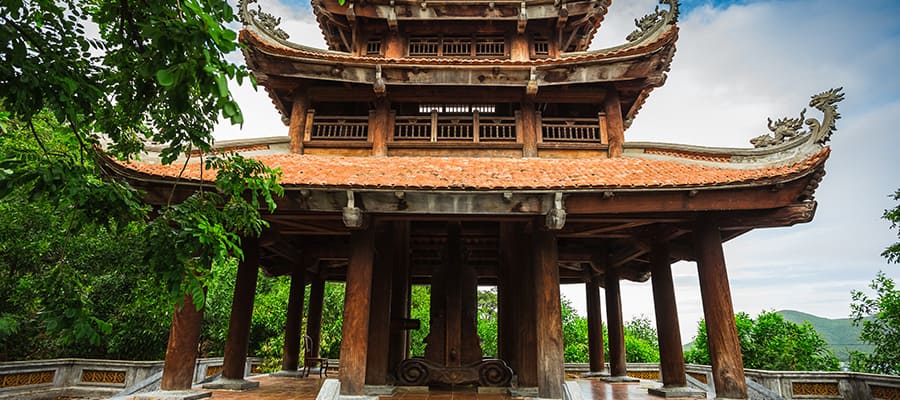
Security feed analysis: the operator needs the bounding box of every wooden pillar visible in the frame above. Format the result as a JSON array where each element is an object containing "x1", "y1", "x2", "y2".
[
  {"x1": 388, "y1": 221, "x2": 411, "y2": 372},
  {"x1": 371, "y1": 98, "x2": 391, "y2": 156},
  {"x1": 306, "y1": 273, "x2": 326, "y2": 366},
  {"x1": 510, "y1": 34, "x2": 529, "y2": 61},
  {"x1": 605, "y1": 268, "x2": 627, "y2": 378},
  {"x1": 288, "y1": 90, "x2": 310, "y2": 154},
  {"x1": 366, "y1": 224, "x2": 395, "y2": 384},
  {"x1": 281, "y1": 269, "x2": 307, "y2": 372},
  {"x1": 603, "y1": 89, "x2": 624, "y2": 158},
  {"x1": 533, "y1": 229, "x2": 564, "y2": 399},
  {"x1": 521, "y1": 102, "x2": 538, "y2": 157},
  {"x1": 650, "y1": 238, "x2": 688, "y2": 388},
  {"x1": 220, "y1": 237, "x2": 261, "y2": 382},
  {"x1": 383, "y1": 32, "x2": 404, "y2": 59},
  {"x1": 695, "y1": 218, "x2": 748, "y2": 399},
  {"x1": 497, "y1": 223, "x2": 519, "y2": 367},
  {"x1": 585, "y1": 274, "x2": 605, "y2": 373},
  {"x1": 160, "y1": 294, "x2": 203, "y2": 390},
  {"x1": 511, "y1": 225, "x2": 538, "y2": 387},
  {"x1": 339, "y1": 228, "x2": 376, "y2": 395}
]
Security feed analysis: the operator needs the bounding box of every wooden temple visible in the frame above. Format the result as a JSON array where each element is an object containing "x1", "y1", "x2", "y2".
[{"x1": 102, "y1": 0, "x2": 845, "y2": 399}]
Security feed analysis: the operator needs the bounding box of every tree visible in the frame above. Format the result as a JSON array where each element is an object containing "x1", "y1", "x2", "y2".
[
  {"x1": 623, "y1": 315, "x2": 660, "y2": 363},
  {"x1": 882, "y1": 189, "x2": 900, "y2": 263},
  {"x1": 685, "y1": 311, "x2": 839, "y2": 371},
  {"x1": 850, "y1": 272, "x2": 900, "y2": 375}
]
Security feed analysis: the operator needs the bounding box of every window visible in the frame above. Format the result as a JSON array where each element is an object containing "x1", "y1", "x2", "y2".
[
  {"x1": 366, "y1": 39, "x2": 382, "y2": 55},
  {"x1": 417, "y1": 104, "x2": 497, "y2": 114},
  {"x1": 408, "y1": 36, "x2": 506, "y2": 57}
]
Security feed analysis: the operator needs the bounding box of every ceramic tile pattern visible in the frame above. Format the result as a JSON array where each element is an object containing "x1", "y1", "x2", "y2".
[
  {"x1": 193, "y1": 376, "x2": 702, "y2": 400},
  {"x1": 118, "y1": 148, "x2": 828, "y2": 190}
]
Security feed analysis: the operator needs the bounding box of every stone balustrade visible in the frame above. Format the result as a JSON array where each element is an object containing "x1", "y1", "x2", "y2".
[{"x1": 0, "y1": 357, "x2": 261, "y2": 400}]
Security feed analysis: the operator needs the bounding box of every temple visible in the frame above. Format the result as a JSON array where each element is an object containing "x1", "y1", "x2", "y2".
[{"x1": 102, "y1": 0, "x2": 844, "y2": 399}]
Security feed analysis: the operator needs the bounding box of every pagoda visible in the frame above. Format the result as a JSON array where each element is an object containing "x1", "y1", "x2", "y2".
[{"x1": 103, "y1": 0, "x2": 844, "y2": 399}]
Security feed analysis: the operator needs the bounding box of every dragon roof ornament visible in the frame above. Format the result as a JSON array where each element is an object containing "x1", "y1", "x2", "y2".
[
  {"x1": 239, "y1": 0, "x2": 290, "y2": 41},
  {"x1": 751, "y1": 88, "x2": 845, "y2": 149},
  {"x1": 626, "y1": 0, "x2": 679, "y2": 43}
]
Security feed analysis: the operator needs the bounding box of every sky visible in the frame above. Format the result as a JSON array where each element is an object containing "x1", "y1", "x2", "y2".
[{"x1": 215, "y1": 0, "x2": 900, "y2": 343}]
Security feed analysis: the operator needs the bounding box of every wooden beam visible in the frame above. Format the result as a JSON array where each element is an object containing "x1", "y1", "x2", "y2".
[
  {"x1": 339, "y1": 228, "x2": 376, "y2": 395},
  {"x1": 694, "y1": 216, "x2": 748, "y2": 399}
]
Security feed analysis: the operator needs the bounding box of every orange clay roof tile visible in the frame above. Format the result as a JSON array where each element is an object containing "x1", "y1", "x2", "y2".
[{"x1": 117, "y1": 148, "x2": 829, "y2": 191}]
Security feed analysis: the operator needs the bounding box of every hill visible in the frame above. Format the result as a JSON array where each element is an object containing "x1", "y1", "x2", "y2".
[{"x1": 775, "y1": 310, "x2": 872, "y2": 361}]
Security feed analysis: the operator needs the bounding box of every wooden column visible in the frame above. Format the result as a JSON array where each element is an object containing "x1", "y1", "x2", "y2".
[
  {"x1": 497, "y1": 223, "x2": 520, "y2": 367},
  {"x1": 521, "y1": 102, "x2": 538, "y2": 157},
  {"x1": 306, "y1": 273, "x2": 326, "y2": 366},
  {"x1": 281, "y1": 269, "x2": 307, "y2": 373},
  {"x1": 160, "y1": 294, "x2": 203, "y2": 390},
  {"x1": 605, "y1": 268, "x2": 627, "y2": 378},
  {"x1": 512, "y1": 225, "x2": 538, "y2": 387},
  {"x1": 585, "y1": 274, "x2": 605, "y2": 373},
  {"x1": 510, "y1": 34, "x2": 529, "y2": 61},
  {"x1": 371, "y1": 98, "x2": 391, "y2": 156},
  {"x1": 388, "y1": 222, "x2": 411, "y2": 373},
  {"x1": 220, "y1": 237, "x2": 261, "y2": 382},
  {"x1": 695, "y1": 218, "x2": 748, "y2": 399},
  {"x1": 533, "y1": 229, "x2": 564, "y2": 399},
  {"x1": 603, "y1": 89, "x2": 624, "y2": 158},
  {"x1": 288, "y1": 90, "x2": 310, "y2": 154},
  {"x1": 366, "y1": 224, "x2": 395, "y2": 385},
  {"x1": 650, "y1": 238, "x2": 687, "y2": 388},
  {"x1": 383, "y1": 32, "x2": 404, "y2": 59},
  {"x1": 339, "y1": 228, "x2": 376, "y2": 395}
]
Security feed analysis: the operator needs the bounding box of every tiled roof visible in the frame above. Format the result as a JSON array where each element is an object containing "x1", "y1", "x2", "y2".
[
  {"x1": 241, "y1": 26, "x2": 677, "y2": 67},
  {"x1": 115, "y1": 148, "x2": 829, "y2": 191}
]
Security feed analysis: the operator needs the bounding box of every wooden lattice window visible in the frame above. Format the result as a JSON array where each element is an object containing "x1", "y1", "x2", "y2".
[
  {"x1": 442, "y1": 37, "x2": 471, "y2": 56},
  {"x1": 409, "y1": 37, "x2": 440, "y2": 56},
  {"x1": 533, "y1": 36, "x2": 550, "y2": 56},
  {"x1": 475, "y1": 36, "x2": 505, "y2": 56},
  {"x1": 366, "y1": 39, "x2": 382, "y2": 55}
]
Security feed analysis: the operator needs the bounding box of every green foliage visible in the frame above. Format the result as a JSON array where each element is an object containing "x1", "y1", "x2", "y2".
[
  {"x1": 624, "y1": 316, "x2": 660, "y2": 363},
  {"x1": 477, "y1": 289, "x2": 499, "y2": 357},
  {"x1": 561, "y1": 297, "x2": 589, "y2": 362},
  {"x1": 685, "y1": 311, "x2": 839, "y2": 371},
  {"x1": 409, "y1": 285, "x2": 430, "y2": 357},
  {"x1": 850, "y1": 272, "x2": 900, "y2": 375},
  {"x1": 883, "y1": 189, "x2": 900, "y2": 264}
]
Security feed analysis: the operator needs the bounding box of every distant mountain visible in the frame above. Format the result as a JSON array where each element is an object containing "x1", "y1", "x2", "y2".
[{"x1": 775, "y1": 310, "x2": 872, "y2": 361}]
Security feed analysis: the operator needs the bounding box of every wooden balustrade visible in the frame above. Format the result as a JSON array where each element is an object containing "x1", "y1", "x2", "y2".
[
  {"x1": 302, "y1": 112, "x2": 600, "y2": 145},
  {"x1": 541, "y1": 117, "x2": 602, "y2": 142}
]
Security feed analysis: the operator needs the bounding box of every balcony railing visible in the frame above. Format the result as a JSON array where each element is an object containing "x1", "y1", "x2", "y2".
[
  {"x1": 541, "y1": 117, "x2": 603, "y2": 142},
  {"x1": 309, "y1": 115, "x2": 369, "y2": 140},
  {"x1": 394, "y1": 112, "x2": 517, "y2": 143}
]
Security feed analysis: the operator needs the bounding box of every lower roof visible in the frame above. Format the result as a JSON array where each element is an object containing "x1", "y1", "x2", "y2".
[{"x1": 110, "y1": 147, "x2": 829, "y2": 191}]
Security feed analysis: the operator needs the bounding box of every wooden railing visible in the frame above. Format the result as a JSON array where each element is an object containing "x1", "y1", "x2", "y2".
[
  {"x1": 541, "y1": 117, "x2": 603, "y2": 142},
  {"x1": 308, "y1": 115, "x2": 368, "y2": 140},
  {"x1": 394, "y1": 111, "x2": 517, "y2": 143}
]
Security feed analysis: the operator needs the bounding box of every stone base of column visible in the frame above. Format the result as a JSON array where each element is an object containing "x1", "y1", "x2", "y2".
[
  {"x1": 201, "y1": 378, "x2": 260, "y2": 390},
  {"x1": 509, "y1": 386, "x2": 538, "y2": 397},
  {"x1": 648, "y1": 386, "x2": 706, "y2": 398},
  {"x1": 601, "y1": 375, "x2": 639, "y2": 383},
  {"x1": 271, "y1": 369, "x2": 305, "y2": 378},
  {"x1": 133, "y1": 390, "x2": 212, "y2": 400},
  {"x1": 363, "y1": 385, "x2": 397, "y2": 395},
  {"x1": 580, "y1": 371, "x2": 609, "y2": 378}
]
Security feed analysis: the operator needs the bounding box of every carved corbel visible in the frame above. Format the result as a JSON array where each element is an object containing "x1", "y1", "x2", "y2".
[
  {"x1": 517, "y1": 1, "x2": 527, "y2": 34},
  {"x1": 545, "y1": 192, "x2": 566, "y2": 230},
  {"x1": 526, "y1": 66, "x2": 538, "y2": 97},
  {"x1": 342, "y1": 190, "x2": 366, "y2": 229},
  {"x1": 374, "y1": 64, "x2": 386, "y2": 97},
  {"x1": 387, "y1": 1, "x2": 398, "y2": 31},
  {"x1": 556, "y1": 4, "x2": 568, "y2": 29}
]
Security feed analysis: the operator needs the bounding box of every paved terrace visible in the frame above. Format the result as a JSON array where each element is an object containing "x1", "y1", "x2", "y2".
[{"x1": 174, "y1": 376, "x2": 680, "y2": 400}]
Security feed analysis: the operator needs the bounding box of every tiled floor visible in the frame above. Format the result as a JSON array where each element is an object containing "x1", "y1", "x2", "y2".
[{"x1": 200, "y1": 376, "x2": 692, "y2": 400}]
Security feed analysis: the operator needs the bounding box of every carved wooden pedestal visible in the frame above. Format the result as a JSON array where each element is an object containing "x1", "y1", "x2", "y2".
[{"x1": 396, "y1": 358, "x2": 513, "y2": 387}]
